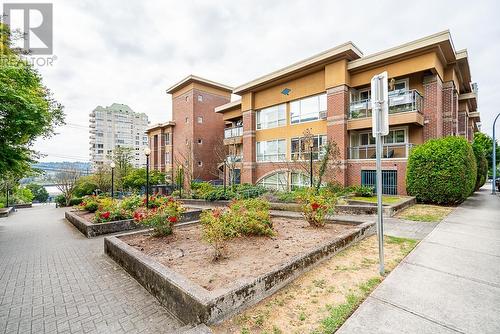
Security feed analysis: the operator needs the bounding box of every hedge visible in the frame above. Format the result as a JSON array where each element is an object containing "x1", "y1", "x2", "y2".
[
  {"x1": 406, "y1": 136, "x2": 477, "y2": 204},
  {"x1": 472, "y1": 143, "x2": 488, "y2": 191}
]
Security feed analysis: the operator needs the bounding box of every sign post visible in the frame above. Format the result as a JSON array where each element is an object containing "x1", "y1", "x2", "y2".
[{"x1": 371, "y1": 71, "x2": 389, "y2": 275}]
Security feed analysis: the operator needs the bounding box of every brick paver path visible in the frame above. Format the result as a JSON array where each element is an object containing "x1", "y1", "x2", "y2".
[{"x1": 0, "y1": 205, "x2": 183, "y2": 334}]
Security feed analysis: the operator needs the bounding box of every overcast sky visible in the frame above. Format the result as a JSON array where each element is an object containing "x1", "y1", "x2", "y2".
[{"x1": 13, "y1": 0, "x2": 500, "y2": 162}]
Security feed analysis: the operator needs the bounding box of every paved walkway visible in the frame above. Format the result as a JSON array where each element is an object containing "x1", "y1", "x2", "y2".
[
  {"x1": 338, "y1": 186, "x2": 500, "y2": 333},
  {"x1": 0, "y1": 205, "x2": 183, "y2": 334}
]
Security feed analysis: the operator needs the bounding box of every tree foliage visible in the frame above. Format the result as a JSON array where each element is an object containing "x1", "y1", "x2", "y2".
[
  {"x1": 122, "y1": 168, "x2": 165, "y2": 191},
  {"x1": 25, "y1": 183, "x2": 49, "y2": 203},
  {"x1": 0, "y1": 23, "x2": 65, "y2": 177},
  {"x1": 472, "y1": 132, "x2": 500, "y2": 173},
  {"x1": 406, "y1": 136, "x2": 477, "y2": 204}
]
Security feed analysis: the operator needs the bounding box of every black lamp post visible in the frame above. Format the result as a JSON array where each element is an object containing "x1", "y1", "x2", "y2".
[
  {"x1": 110, "y1": 161, "x2": 115, "y2": 199},
  {"x1": 223, "y1": 158, "x2": 227, "y2": 193},
  {"x1": 144, "y1": 147, "x2": 151, "y2": 209},
  {"x1": 309, "y1": 142, "x2": 314, "y2": 188}
]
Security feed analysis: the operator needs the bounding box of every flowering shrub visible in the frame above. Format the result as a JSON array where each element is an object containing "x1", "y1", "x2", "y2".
[
  {"x1": 78, "y1": 195, "x2": 99, "y2": 213},
  {"x1": 119, "y1": 195, "x2": 142, "y2": 211},
  {"x1": 298, "y1": 190, "x2": 336, "y2": 227},
  {"x1": 143, "y1": 194, "x2": 170, "y2": 209},
  {"x1": 134, "y1": 197, "x2": 185, "y2": 236},
  {"x1": 94, "y1": 207, "x2": 132, "y2": 223},
  {"x1": 200, "y1": 198, "x2": 273, "y2": 261}
]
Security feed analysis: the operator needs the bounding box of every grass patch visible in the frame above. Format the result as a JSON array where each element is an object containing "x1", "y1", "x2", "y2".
[
  {"x1": 350, "y1": 196, "x2": 403, "y2": 205},
  {"x1": 386, "y1": 236, "x2": 418, "y2": 257},
  {"x1": 397, "y1": 204, "x2": 453, "y2": 222},
  {"x1": 314, "y1": 277, "x2": 382, "y2": 334}
]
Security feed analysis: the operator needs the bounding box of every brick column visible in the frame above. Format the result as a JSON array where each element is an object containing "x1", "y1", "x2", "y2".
[
  {"x1": 423, "y1": 75, "x2": 443, "y2": 140},
  {"x1": 160, "y1": 131, "x2": 165, "y2": 172},
  {"x1": 326, "y1": 85, "x2": 349, "y2": 186},
  {"x1": 442, "y1": 81, "x2": 454, "y2": 136},
  {"x1": 241, "y1": 110, "x2": 256, "y2": 184},
  {"x1": 453, "y1": 90, "x2": 459, "y2": 135}
]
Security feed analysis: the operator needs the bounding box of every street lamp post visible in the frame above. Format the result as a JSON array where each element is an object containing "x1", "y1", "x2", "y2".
[
  {"x1": 492, "y1": 113, "x2": 500, "y2": 194},
  {"x1": 144, "y1": 147, "x2": 151, "y2": 209},
  {"x1": 223, "y1": 158, "x2": 227, "y2": 193},
  {"x1": 110, "y1": 162, "x2": 115, "y2": 199},
  {"x1": 309, "y1": 140, "x2": 314, "y2": 188}
]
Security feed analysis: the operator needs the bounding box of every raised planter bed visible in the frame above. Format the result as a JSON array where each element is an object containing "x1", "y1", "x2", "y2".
[
  {"x1": 65, "y1": 209, "x2": 203, "y2": 238},
  {"x1": 0, "y1": 207, "x2": 14, "y2": 218},
  {"x1": 14, "y1": 203, "x2": 33, "y2": 209},
  {"x1": 180, "y1": 198, "x2": 302, "y2": 212},
  {"x1": 337, "y1": 196, "x2": 416, "y2": 216},
  {"x1": 104, "y1": 217, "x2": 375, "y2": 325}
]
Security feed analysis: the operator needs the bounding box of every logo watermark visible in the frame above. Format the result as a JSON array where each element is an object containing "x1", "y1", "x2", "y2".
[{"x1": 2, "y1": 3, "x2": 56, "y2": 67}]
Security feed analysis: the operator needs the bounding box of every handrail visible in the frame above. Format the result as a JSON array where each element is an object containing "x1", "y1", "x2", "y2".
[{"x1": 349, "y1": 90, "x2": 423, "y2": 119}]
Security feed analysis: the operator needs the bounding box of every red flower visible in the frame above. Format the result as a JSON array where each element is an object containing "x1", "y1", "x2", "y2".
[
  {"x1": 142, "y1": 198, "x2": 147, "y2": 204},
  {"x1": 167, "y1": 196, "x2": 174, "y2": 203},
  {"x1": 311, "y1": 202, "x2": 320, "y2": 211},
  {"x1": 80, "y1": 202, "x2": 86, "y2": 207},
  {"x1": 100, "y1": 211, "x2": 111, "y2": 219},
  {"x1": 168, "y1": 216, "x2": 178, "y2": 223}
]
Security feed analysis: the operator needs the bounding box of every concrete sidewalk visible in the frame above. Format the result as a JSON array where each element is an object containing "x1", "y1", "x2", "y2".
[{"x1": 337, "y1": 185, "x2": 500, "y2": 333}]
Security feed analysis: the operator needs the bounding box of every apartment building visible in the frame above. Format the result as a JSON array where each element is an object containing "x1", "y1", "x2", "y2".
[
  {"x1": 215, "y1": 31, "x2": 479, "y2": 195},
  {"x1": 147, "y1": 76, "x2": 232, "y2": 183},
  {"x1": 89, "y1": 103, "x2": 149, "y2": 169}
]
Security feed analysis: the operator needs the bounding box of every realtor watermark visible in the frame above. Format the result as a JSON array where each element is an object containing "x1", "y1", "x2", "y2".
[{"x1": 2, "y1": 3, "x2": 56, "y2": 67}]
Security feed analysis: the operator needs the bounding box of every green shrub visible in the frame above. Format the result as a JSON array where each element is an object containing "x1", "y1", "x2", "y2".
[
  {"x1": 406, "y1": 136, "x2": 477, "y2": 204},
  {"x1": 352, "y1": 185, "x2": 374, "y2": 197},
  {"x1": 119, "y1": 195, "x2": 142, "y2": 211},
  {"x1": 55, "y1": 194, "x2": 66, "y2": 206},
  {"x1": 69, "y1": 197, "x2": 83, "y2": 206},
  {"x1": 472, "y1": 143, "x2": 488, "y2": 191},
  {"x1": 78, "y1": 196, "x2": 99, "y2": 212},
  {"x1": 200, "y1": 198, "x2": 273, "y2": 260},
  {"x1": 204, "y1": 188, "x2": 235, "y2": 201},
  {"x1": 276, "y1": 191, "x2": 299, "y2": 203},
  {"x1": 25, "y1": 183, "x2": 49, "y2": 203},
  {"x1": 74, "y1": 177, "x2": 98, "y2": 197},
  {"x1": 191, "y1": 182, "x2": 215, "y2": 199},
  {"x1": 133, "y1": 197, "x2": 185, "y2": 235},
  {"x1": 234, "y1": 184, "x2": 267, "y2": 199},
  {"x1": 297, "y1": 189, "x2": 336, "y2": 227}
]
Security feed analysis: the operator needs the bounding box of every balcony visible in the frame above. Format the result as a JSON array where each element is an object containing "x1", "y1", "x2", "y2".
[
  {"x1": 226, "y1": 155, "x2": 242, "y2": 163},
  {"x1": 348, "y1": 90, "x2": 424, "y2": 130},
  {"x1": 348, "y1": 143, "x2": 414, "y2": 160},
  {"x1": 224, "y1": 126, "x2": 243, "y2": 145},
  {"x1": 224, "y1": 126, "x2": 243, "y2": 138},
  {"x1": 349, "y1": 90, "x2": 423, "y2": 119}
]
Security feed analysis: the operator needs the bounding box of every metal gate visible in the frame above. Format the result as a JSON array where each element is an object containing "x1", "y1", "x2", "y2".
[{"x1": 361, "y1": 170, "x2": 398, "y2": 195}]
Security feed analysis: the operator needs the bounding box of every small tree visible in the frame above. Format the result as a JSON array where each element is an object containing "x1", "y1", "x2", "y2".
[
  {"x1": 55, "y1": 166, "x2": 81, "y2": 206},
  {"x1": 25, "y1": 183, "x2": 49, "y2": 203},
  {"x1": 92, "y1": 165, "x2": 111, "y2": 192},
  {"x1": 122, "y1": 168, "x2": 165, "y2": 192}
]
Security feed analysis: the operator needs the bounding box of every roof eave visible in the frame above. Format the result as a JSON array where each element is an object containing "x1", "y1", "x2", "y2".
[{"x1": 166, "y1": 75, "x2": 233, "y2": 95}]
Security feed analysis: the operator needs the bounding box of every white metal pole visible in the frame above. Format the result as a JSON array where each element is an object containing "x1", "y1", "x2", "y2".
[
  {"x1": 493, "y1": 113, "x2": 500, "y2": 194},
  {"x1": 375, "y1": 103, "x2": 385, "y2": 276}
]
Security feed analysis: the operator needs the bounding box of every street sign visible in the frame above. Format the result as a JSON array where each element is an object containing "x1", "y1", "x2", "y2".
[
  {"x1": 371, "y1": 71, "x2": 389, "y2": 136},
  {"x1": 371, "y1": 71, "x2": 389, "y2": 276}
]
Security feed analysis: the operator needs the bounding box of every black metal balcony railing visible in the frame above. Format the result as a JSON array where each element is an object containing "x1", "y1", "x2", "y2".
[
  {"x1": 349, "y1": 90, "x2": 423, "y2": 119},
  {"x1": 224, "y1": 126, "x2": 243, "y2": 139},
  {"x1": 348, "y1": 143, "x2": 414, "y2": 159}
]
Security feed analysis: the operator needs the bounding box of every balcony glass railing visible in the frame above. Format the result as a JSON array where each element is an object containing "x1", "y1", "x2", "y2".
[
  {"x1": 349, "y1": 90, "x2": 423, "y2": 119},
  {"x1": 226, "y1": 155, "x2": 242, "y2": 163},
  {"x1": 348, "y1": 143, "x2": 414, "y2": 159},
  {"x1": 224, "y1": 126, "x2": 243, "y2": 139}
]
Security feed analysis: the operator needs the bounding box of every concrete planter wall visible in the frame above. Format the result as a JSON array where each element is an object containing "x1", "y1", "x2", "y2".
[
  {"x1": 0, "y1": 207, "x2": 14, "y2": 217},
  {"x1": 14, "y1": 203, "x2": 33, "y2": 209},
  {"x1": 104, "y1": 220, "x2": 375, "y2": 325},
  {"x1": 65, "y1": 209, "x2": 203, "y2": 238}
]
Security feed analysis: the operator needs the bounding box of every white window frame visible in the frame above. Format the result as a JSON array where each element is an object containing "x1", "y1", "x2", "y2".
[
  {"x1": 350, "y1": 126, "x2": 408, "y2": 147},
  {"x1": 256, "y1": 104, "x2": 286, "y2": 130},
  {"x1": 256, "y1": 139, "x2": 286, "y2": 162},
  {"x1": 197, "y1": 116, "x2": 203, "y2": 124},
  {"x1": 290, "y1": 93, "x2": 327, "y2": 124},
  {"x1": 290, "y1": 135, "x2": 327, "y2": 161},
  {"x1": 257, "y1": 172, "x2": 288, "y2": 191},
  {"x1": 390, "y1": 78, "x2": 409, "y2": 95}
]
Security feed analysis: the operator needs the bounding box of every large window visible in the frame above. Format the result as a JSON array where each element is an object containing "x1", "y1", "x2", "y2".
[
  {"x1": 352, "y1": 128, "x2": 406, "y2": 146},
  {"x1": 258, "y1": 172, "x2": 288, "y2": 191},
  {"x1": 256, "y1": 104, "x2": 286, "y2": 130},
  {"x1": 256, "y1": 139, "x2": 286, "y2": 162},
  {"x1": 290, "y1": 94, "x2": 327, "y2": 124},
  {"x1": 290, "y1": 172, "x2": 310, "y2": 189},
  {"x1": 291, "y1": 135, "x2": 327, "y2": 160}
]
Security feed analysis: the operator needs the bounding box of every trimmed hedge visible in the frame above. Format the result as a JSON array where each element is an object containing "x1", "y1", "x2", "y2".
[
  {"x1": 472, "y1": 143, "x2": 488, "y2": 191},
  {"x1": 406, "y1": 136, "x2": 477, "y2": 204}
]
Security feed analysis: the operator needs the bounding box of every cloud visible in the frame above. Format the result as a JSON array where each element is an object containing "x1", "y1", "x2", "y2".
[{"x1": 27, "y1": 0, "x2": 500, "y2": 162}]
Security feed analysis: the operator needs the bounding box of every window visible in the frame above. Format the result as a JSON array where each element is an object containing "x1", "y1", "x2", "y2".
[
  {"x1": 351, "y1": 88, "x2": 370, "y2": 102},
  {"x1": 197, "y1": 161, "x2": 203, "y2": 167},
  {"x1": 185, "y1": 96, "x2": 189, "y2": 102},
  {"x1": 291, "y1": 135, "x2": 327, "y2": 160},
  {"x1": 97, "y1": 150, "x2": 103, "y2": 154},
  {"x1": 165, "y1": 152, "x2": 171, "y2": 163},
  {"x1": 256, "y1": 104, "x2": 286, "y2": 130},
  {"x1": 185, "y1": 117, "x2": 189, "y2": 123},
  {"x1": 258, "y1": 172, "x2": 288, "y2": 191},
  {"x1": 353, "y1": 128, "x2": 406, "y2": 146},
  {"x1": 97, "y1": 144, "x2": 103, "y2": 148},
  {"x1": 197, "y1": 116, "x2": 203, "y2": 124},
  {"x1": 362, "y1": 170, "x2": 398, "y2": 195},
  {"x1": 290, "y1": 94, "x2": 327, "y2": 124},
  {"x1": 197, "y1": 138, "x2": 203, "y2": 144},
  {"x1": 164, "y1": 133, "x2": 170, "y2": 145},
  {"x1": 384, "y1": 129, "x2": 406, "y2": 144},
  {"x1": 197, "y1": 95, "x2": 203, "y2": 102},
  {"x1": 290, "y1": 172, "x2": 310, "y2": 189},
  {"x1": 256, "y1": 139, "x2": 286, "y2": 162},
  {"x1": 390, "y1": 78, "x2": 408, "y2": 94}
]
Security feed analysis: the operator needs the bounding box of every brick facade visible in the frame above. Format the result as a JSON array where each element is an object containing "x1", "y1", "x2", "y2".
[
  {"x1": 346, "y1": 160, "x2": 408, "y2": 195},
  {"x1": 326, "y1": 85, "x2": 349, "y2": 186},
  {"x1": 241, "y1": 110, "x2": 256, "y2": 184},
  {"x1": 423, "y1": 75, "x2": 443, "y2": 141}
]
